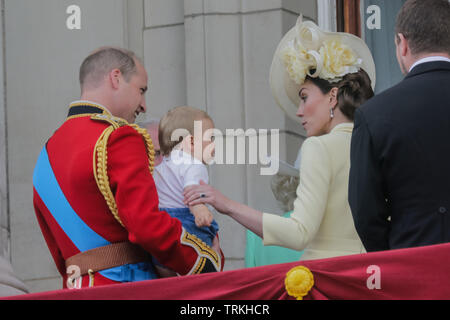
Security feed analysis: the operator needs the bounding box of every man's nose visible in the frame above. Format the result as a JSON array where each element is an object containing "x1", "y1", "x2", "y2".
[{"x1": 140, "y1": 98, "x2": 147, "y2": 113}]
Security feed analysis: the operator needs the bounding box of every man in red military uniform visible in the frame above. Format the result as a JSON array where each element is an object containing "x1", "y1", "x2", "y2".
[{"x1": 33, "y1": 47, "x2": 222, "y2": 289}]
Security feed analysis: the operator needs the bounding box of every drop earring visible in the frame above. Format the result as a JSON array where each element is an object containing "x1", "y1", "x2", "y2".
[{"x1": 330, "y1": 108, "x2": 334, "y2": 119}]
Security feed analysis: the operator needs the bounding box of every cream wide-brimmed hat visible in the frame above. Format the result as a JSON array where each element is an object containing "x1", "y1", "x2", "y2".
[{"x1": 270, "y1": 16, "x2": 376, "y2": 124}]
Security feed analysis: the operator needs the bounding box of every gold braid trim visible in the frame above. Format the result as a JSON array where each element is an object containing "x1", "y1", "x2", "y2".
[
  {"x1": 129, "y1": 124, "x2": 156, "y2": 175},
  {"x1": 92, "y1": 116, "x2": 156, "y2": 227},
  {"x1": 66, "y1": 113, "x2": 100, "y2": 122},
  {"x1": 192, "y1": 257, "x2": 207, "y2": 274},
  {"x1": 180, "y1": 229, "x2": 221, "y2": 274},
  {"x1": 93, "y1": 125, "x2": 124, "y2": 227}
]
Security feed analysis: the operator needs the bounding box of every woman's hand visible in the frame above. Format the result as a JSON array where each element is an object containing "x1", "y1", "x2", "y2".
[
  {"x1": 183, "y1": 180, "x2": 231, "y2": 215},
  {"x1": 185, "y1": 180, "x2": 264, "y2": 238}
]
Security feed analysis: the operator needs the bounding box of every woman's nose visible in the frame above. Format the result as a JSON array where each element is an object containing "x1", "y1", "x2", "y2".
[{"x1": 296, "y1": 104, "x2": 304, "y2": 117}]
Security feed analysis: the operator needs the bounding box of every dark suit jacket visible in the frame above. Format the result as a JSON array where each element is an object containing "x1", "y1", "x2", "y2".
[{"x1": 349, "y1": 61, "x2": 450, "y2": 252}]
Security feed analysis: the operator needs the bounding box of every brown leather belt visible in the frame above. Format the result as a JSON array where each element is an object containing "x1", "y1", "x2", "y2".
[{"x1": 65, "y1": 242, "x2": 150, "y2": 276}]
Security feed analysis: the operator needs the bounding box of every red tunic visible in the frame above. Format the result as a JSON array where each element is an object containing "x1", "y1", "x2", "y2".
[{"x1": 33, "y1": 102, "x2": 221, "y2": 288}]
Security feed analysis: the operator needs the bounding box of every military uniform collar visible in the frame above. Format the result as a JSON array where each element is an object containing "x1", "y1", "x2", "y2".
[{"x1": 67, "y1": 100, "x2": 113, "y2": 119}]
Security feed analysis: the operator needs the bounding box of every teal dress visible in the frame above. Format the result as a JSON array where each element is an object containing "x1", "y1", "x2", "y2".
[{"x1": 245, "y1": 211, "x2": 303, "y2": 267}]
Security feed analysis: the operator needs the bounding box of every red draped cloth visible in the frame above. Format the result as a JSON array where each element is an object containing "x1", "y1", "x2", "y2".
[{"x1": 4, "y1": 243, "x2": 450, "y2": 300}]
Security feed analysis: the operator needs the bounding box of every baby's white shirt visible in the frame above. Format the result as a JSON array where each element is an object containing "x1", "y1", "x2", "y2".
[{"x1": 153, "y1": 149, "x2": 209, "y2": 208}]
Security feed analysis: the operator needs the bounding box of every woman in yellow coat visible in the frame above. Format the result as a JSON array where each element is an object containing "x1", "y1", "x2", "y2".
[{"x1": 184, "y1": 17, "x2": 376, "y2": 261}]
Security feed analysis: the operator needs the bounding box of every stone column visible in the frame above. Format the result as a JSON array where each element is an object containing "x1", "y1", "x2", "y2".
[
  {"x1": 0, "y1": 0, "x2": 8, "y2": 262},
  {"x1": 0, "y1": 0, "x2": 28, "y2": 297}
]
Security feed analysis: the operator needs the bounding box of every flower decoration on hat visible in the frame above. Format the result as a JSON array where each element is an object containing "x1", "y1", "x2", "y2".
[
  {"x1": 281, "y1": 19, "x2": 362, "y2": 85},
  {"x1": 269, "y1": 14, "x2": 375, "y2": 125}
]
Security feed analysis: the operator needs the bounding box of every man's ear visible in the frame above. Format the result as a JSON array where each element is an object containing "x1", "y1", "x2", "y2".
[
  {"x1": 396, "y1": 33, "x2": 409, "y2": 57},
  {"x1": 109, "y1": 68, "x2": 122, "y2": 90}
]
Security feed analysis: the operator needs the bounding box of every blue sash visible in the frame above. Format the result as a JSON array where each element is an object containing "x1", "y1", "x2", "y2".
[{"x1": 33, "y1": 146, "x2": 157, "y2": 282}]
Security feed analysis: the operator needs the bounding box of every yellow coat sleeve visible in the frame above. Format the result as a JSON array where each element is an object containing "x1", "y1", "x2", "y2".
[{"x1": 262, "y1": 136, "x2": 331, "y2": 251}]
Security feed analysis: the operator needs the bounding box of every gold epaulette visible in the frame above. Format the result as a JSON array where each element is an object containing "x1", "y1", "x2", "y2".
[{"x1": 91, "y1": 114, "x2": 155, "y2": 227}]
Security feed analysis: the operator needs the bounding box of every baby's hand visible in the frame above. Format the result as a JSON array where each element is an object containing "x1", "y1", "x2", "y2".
[{"x1": 194, "y1": 210, "x2": 213, "y2": 228}]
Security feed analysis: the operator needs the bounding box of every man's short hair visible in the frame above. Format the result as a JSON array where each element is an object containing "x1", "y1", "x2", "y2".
[
  {"x1": 395, "y1": 0, "x2": 450, "y2": 55},
  {"x1": 79, "y1": 46, "x2": 139, "y2": 91}
]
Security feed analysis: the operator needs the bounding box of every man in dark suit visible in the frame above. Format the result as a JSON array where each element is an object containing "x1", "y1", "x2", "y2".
[{"x1": 348, "y1": 0, "x2": 450, "y2": 252}]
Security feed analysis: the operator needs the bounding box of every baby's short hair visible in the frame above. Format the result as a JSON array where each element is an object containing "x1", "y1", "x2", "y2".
[{"x1": 159, "y1": 106, "x2": 212, "y2": 156}]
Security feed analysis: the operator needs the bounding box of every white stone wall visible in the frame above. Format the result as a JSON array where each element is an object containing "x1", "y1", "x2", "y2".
[
  {"x1": 1, "y1": 0, "x2": 316, "y2": 293},
  {"x1": 4, "y1": 0, "x2": 128, "y2": 293}
]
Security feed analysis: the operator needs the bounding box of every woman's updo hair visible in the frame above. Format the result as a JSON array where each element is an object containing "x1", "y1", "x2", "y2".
[
  {"x1": 270, "y1": 174, "x2": 299, "y2": 213},
  {"x1": 305, "y1": 68, "x2": 374, "y2": 120}
]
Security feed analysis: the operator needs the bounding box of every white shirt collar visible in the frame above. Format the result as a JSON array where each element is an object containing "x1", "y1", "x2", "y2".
[
  {"x1": 167, "y1": 149, "x2": 203, "y2": 165},
  {"x1": 409, "y1": 56, "x2": 450, "y2": 72}
]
